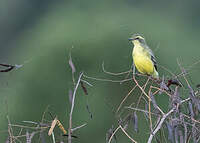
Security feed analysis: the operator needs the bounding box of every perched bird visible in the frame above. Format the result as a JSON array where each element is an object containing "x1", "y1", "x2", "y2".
[{"x1": 128, "y1": 34, "x2": 159, "y2": 79}]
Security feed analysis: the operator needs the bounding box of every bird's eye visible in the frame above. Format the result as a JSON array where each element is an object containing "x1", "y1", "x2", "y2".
[{"x1": 135, "y1": 37, "x2": 139, "y2": 40}]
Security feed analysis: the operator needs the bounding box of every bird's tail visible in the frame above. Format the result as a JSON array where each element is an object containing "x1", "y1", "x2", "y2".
[{"x1": 152, "y1": 69, "x2": 159, "y2": 79}]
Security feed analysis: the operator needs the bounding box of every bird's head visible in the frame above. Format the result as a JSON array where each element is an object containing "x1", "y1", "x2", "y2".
[{"x1": 128, "y1": 34, "x2": 146, "y2": 45}]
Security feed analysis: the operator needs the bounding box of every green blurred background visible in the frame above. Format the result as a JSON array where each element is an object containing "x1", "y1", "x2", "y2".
[{"x1": 1, "y1": 0, "x2": 200, "y2": 142}]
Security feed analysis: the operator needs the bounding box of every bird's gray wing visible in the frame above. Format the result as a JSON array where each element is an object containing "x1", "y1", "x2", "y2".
[
  {"x1": 151, "y1": 54, "x2": 158, "y2": 71},
  {"x1": 145, "y1": 45, "x2": 158, "y2": 71}
]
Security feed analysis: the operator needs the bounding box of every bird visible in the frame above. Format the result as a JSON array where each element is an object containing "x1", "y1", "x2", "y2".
[{"x1": 128, "y1": 34, "x2": 159, "y2": 79}]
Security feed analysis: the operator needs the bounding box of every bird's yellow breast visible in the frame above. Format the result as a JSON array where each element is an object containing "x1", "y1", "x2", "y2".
[{"x1": 132, "y1": 45, "x2": 154, "y2": 75}]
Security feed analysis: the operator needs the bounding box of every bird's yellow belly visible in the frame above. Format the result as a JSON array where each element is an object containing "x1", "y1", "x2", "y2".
[{"x1": 133, "y1": 54, "x2": 154, "y2": 75}]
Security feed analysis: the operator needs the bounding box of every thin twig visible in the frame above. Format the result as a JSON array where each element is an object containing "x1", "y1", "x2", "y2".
[
  {"x1": 116, "y1": 85, "x2": 137, "y2": 113},
  {"x1": 38, "y1": 105, "x2": 50, "y2": 142},
  {"x1": 177, "y1": 59, "x2": 191, "y2": 87},
  {"x1": 119, "y1": 125, "x2": 137, "y2": 143},
  {"x1": 181, "y1": 113, "x2": 200, "y2": 124},
  {"x1": 120, "y1": 67, "x2": 132, "y2": 84},
  {"x1": 71, "y1": 123, "x2": 87, "y2": 132},
  {"x1": 125, "y1": 107, "x2": 159, "y2": 116},
  {"x1": 149, "y1": 87, "x2": 164, "y2": 115},
  {"x1": 8, "y1": 124, "x2": 49, "y2": 130},
  {"x1": 102, "y1": 61, "x2": 131, "y2": 76},
  {"x1": 136, "y1": 78, "x2": 150, "y2": 108},
  {"x1": 132, "y1": 76, "x2": 150, "y2": 99},
  {"x1": 83, "y1": 74, "x2": 133, "y2": 83},
  {"x1": 52, "y1": 131, "x2": 56, "y2": 143},
  {"x1": 68, "y1": 72, "x2": 83, "y2": 143},
  {"x1": 83, "y1": 72, "x2": 148, "y2": 84},
  {"x1": 7, "y1": 115, "x2": 14, "y2": 143},
  {"x1": 80, "y1": 79, "x2": 93, "y2": 86},
  {"x1": 150, "y1": 86, "x2": 172, "y2": 97},
  {"x1": 108, "y1": 125, "x2": 137, "y2": 143},
  {"x1": 69, "y1": 47, "x2": 76, "y2": 86},
  {"x1": 108, "y1": 126, "x2": 120, "y2": 143},
  {"x1": 148, "y1": 88, "x2": 153, "y2": 132}
]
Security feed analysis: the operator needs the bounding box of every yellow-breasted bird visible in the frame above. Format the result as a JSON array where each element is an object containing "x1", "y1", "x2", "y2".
[{"x1": 129, "y1": 34, "x2": 159, "y2": 79}]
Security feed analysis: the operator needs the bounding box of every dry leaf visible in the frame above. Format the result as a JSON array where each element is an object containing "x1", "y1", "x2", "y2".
[
  {"x1": 48, "y1": 117, "x2": 57, "y2": 136},
  {"x1": 80, "y1": 81, "x2": 88, "y2": 95},
  {"x1": 57, "y1": 119, "x2": 67, "y2": 135}
]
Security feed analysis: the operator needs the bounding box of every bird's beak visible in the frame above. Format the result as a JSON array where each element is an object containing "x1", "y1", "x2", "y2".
[{"x1": 128, "y1": 38, "x2": 133, "y2": 41}]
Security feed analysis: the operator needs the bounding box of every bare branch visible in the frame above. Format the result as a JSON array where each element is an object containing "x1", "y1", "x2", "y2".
[
  {"x1": 120, "y1": 125, "x2": 137, "y2": 143},
  {"x1": 68, "y1": 72, "x2": 83, "y2": 143},
  {"x1": 108, "y1": 126, "x2": 120, "y2": 143},
  {"x1": 83, "y1": 74, "x2": 133, "y2": 83},
  {"x1": 147, "y1": 108, "x2": 175, "y2": 143},
  {"x1": 116, "y1": 85, "x2": 137, "y2": 113},
  {"x1": 102, "y1": 61, "x2": 131, "y2": 76},
  {"x1": 71, "y1": 123, "x2": 87, "y2": 132},
  {"x1": 108, "y1": 125, "x2": 137, "y2": 143}
]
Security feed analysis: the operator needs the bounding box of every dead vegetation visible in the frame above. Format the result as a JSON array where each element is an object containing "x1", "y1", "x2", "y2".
[{"x1": 2, "y1": 57, "x2": 200, "y2": 143}]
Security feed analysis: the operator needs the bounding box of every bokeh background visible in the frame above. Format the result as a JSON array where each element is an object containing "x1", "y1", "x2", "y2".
[{"x1": 1, "y1": 0, "x2": 200, "y2": 142}]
